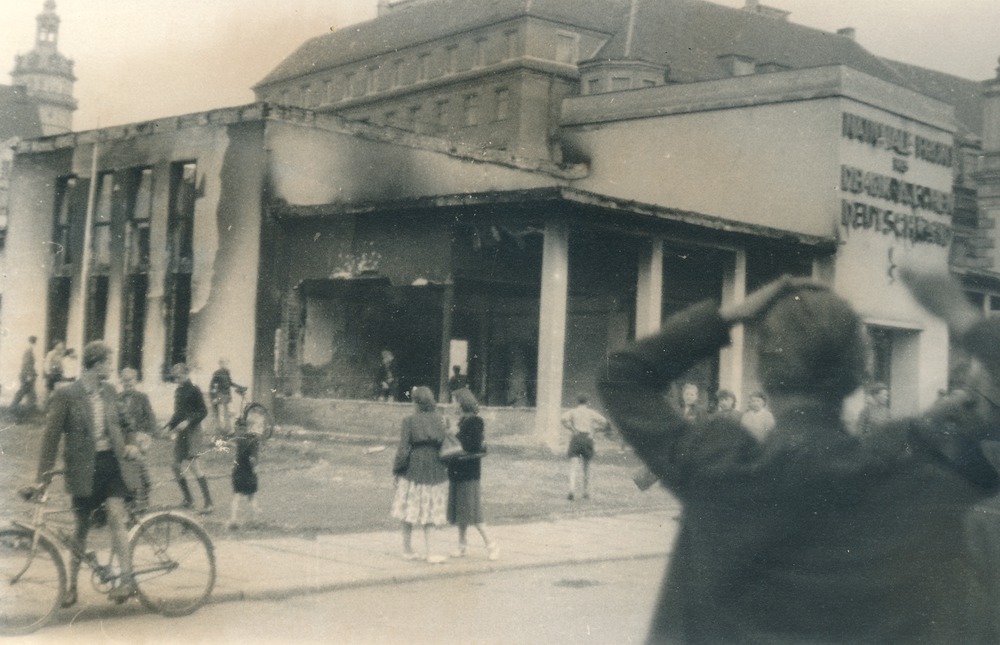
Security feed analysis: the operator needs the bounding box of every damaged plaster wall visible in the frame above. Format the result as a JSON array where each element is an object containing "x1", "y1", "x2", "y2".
[
  {"x1": 1, "y1": 115, "x2": 266, "y2": 415},
  {"x1": 265, "y1": 117, "x2": 563, "y2": 207}
]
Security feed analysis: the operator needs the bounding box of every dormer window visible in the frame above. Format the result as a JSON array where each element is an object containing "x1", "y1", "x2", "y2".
[
  {"x1": 555, "y1": 32, "x2": 579, "y2": 64},
  {"x1": 718, "y1": 54, "x2": 755, "y2": 76}
]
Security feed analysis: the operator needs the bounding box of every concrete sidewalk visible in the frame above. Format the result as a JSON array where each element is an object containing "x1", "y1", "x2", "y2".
[{"x1": 211, "y1": 509, "x2": 679, "y2": 603}]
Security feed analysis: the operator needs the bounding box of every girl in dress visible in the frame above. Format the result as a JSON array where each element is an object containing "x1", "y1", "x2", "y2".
[
  {"x1": 391, "y1": 386, "x2": 450, "y2": 563},
  {"x1": 447, "y1": 388, "x2": 499, "y2": 560}
]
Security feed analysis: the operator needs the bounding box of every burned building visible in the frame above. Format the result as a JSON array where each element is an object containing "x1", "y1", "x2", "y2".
[{"x1": 3, "y1": 0, "x2": 999, "y2": 446}]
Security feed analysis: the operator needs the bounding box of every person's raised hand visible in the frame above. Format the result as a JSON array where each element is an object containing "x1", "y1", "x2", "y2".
[{"x1": 719, "y1": 275, "x2": 823, "y2": 325}]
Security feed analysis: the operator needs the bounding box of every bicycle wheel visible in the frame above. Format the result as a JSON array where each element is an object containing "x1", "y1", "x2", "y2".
[
  {"x1": 0, "y1": 528, "x2": 65, "y2": 635},
  {"x1": 128, "y1": 512, "x2": 215, "y2": 617},
  {"x1": 243, "y1": 402, "x2": 273, "y2": 440}
]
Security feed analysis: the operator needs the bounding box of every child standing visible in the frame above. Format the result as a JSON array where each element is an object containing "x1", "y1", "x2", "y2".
[{"x1": 227, "y1": 421, "x2": 261, "y2": 530}]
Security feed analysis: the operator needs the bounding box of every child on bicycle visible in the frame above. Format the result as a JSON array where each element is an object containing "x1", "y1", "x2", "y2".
[{"x1": 226, "y1": 416, "x2": 261, "y2": 530}]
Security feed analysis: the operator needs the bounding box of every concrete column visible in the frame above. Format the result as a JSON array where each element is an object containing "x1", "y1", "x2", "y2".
[
  {"x1": 635, "y1": 237, "x2": 663, "y2": 338},
  {"x1": 718, "y1": 250, "x2": 746, "y2": 397},
  {"x1": 535, "y1": 219, "x2": 570, "y2": 450}
]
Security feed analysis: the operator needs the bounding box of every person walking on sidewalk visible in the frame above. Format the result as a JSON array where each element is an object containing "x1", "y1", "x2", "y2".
[
  {"x1": 35, "y1": 340, "x2": 141, "y2": 607},
  {"x1": 164, "y1": 362, "x2": 213, "y2": 514},
  {"x1": 10, "y1": 335, "x2": 38, "y2": 415},
  {"x1": 118, "y1": 367, "x2": 155, "y2": 513},
  {"x1": 391, "y1": 386, "x2": 450, "y2": 564},
  {"x1": 599, "y1": 269, "x2": 1000, "y2": 644},
  {"x1": 561, "y1": 394, "x2": 609, "y2": 501},
  {"x1": 446, "y1": 388, "x2": 499, "y2": 561}
]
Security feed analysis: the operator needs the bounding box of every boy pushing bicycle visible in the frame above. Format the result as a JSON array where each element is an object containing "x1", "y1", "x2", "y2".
[{"x1": 34, "y1": 341, "x2": 141, "y2": 607}]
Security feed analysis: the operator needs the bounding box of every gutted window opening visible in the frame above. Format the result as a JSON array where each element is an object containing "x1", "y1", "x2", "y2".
[
  {"x1": 163, "y1": 161, "x2": 197, "y2": 377},
  {"x1": 118, "y1": 167, "x2": 153, "y2": 377},
  {"x1": 92, "y1": 172, "x2": 114, "y2": 268},
  {"x1": 125, "y1": 167, "x2": 153, "y2": 272},
  {"x1": 52, "y1": 176, "x2": 78, "y2": 268},
  {"x1": 164, "y1": 272, "x2": 192, "y2": 375},
  {"x1": 46, "y1": 276, "x2": 71, "y2": 350},
  {"x1": 120, "y1": 273, "x2": 148, "y2": 377},
  {"x1": 84, "y1": 275, "x2": 109, "y2": 344},
  {"x1": 167, "y1": 162, "x2": 197, "y2": 271}
]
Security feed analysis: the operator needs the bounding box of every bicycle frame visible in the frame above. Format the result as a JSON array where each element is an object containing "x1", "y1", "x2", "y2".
[
  {"x1": 12, "y1": 472, "x2": 124, "y2": 589},
  {"x1": 3, "y1": 470, "x2": 216, "y2": 634}
]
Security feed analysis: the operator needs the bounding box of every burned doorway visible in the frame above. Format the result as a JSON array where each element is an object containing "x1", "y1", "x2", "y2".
[{"x1": 294, "y1": 278, "x2": 445, "y2": 401}]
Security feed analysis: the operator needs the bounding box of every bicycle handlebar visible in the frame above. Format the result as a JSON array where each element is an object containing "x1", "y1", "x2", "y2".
[{"x1": 18, "y1": 469, "x2": 64, "y2": 502}]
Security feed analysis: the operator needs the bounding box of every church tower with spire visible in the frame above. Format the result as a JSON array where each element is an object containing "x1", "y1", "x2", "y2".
[{"x1": 10, "y1": 0, "x2": 77, "y2": 135}]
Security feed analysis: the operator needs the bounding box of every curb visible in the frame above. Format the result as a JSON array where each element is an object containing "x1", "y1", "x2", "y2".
[{"x1": 208, "y1": 551, "x2": 668, "y2": 606}]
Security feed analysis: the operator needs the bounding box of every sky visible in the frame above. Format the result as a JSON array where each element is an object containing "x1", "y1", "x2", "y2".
[{"x1": 0, "y1": 0, "x2": 999, "y2": 132}]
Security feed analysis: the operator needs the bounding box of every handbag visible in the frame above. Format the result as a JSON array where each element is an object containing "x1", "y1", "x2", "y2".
[{"x1": 439, "y1": 431, "x2": 465, "y2": 460}]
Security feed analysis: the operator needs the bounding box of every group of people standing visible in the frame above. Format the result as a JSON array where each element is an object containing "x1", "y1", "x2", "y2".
[
  {"x1": 675, "y1": 382, "x2": 778, "y2": 441},
  {"x1": 9, "y1": 337, "x2": 82, "y2": 417},
  {"x1": 390, "y1": 385, "x2": 500, "y2": 564},
  {"x1": 29, "y1": 345, "x2": 262, "y2": 608}
]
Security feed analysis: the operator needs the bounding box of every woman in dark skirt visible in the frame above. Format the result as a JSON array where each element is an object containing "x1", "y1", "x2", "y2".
[{"x1": 447, "y1": 388, "x2": 500, "y2": 560}]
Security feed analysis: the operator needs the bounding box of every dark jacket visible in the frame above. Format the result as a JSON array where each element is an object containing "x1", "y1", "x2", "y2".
[
  {"x1": 19, "y1": 346, "x2": 36, "y2": 383},
  {"x1": 209, "y1": 368, "x2": 237, "y2": 403},
  {"x1": 167, "y1": 379, "x2": 208, "y2": 432},
  {"x1": 38, "y1": 379, "x2": 137, "y2": 496},
  {"x1": 447, "y1": 415, "x2": 485, "y2": 482},
  {"x1": 598, "y1": 300, "x2": 1000, "y2": 644},
  {"x1": 120, "y1": 388, "x2": 156, "y2": 436}
]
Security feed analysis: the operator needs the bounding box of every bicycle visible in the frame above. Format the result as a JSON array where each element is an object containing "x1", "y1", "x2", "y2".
[
  {"x1": 0, "y1": 470, "x2": 216, "y2": 635},
  {"x1": 233, "y1": 385, "x2": 273, "y2": 441}
]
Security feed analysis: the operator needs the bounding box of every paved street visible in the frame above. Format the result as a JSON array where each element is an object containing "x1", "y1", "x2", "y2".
[{"x1": 22, "y1": 559, "x2": 666, "y2": 644}]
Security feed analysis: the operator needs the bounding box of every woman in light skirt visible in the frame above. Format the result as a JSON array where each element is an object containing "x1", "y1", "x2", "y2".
[{"x1": 391, "y1": 386, "x2": 450, "y2": 563}]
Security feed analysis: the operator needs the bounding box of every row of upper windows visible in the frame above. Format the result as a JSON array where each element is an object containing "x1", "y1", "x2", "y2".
[
  {"x1": 52, "y1": 162, "x2": 197, "y2": 273},
  {"x1": 268, "y1": 29, "x2": 523, "y2": 109},
  {"x1": 264, "y1": 26, "x2": 580, "y2": 109},
  {"x1": 583, "y1": 75, "x2": 659, "y2": 95},
  {"x1": 376, "y1": 87, "x2": 512, "y2": 131}
]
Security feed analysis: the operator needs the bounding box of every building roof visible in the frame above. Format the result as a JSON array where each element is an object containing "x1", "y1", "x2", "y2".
[
  {"x1": 879, "y1": 58, "x2": 986, "y2": 141},
  {"x1": 256, "y1": 0, "x2": 985, "y2": 139},
  {"x1": 0, "y1": 84, "x2": 43, "y2": 141},
  {"x1": 255, "y1": 0, "x2": 629, "y2": 88},
  {"x1": 599, "y1": 0, "x2": 914, "y2": 90}
]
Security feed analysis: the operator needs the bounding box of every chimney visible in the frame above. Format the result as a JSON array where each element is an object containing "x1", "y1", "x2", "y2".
[
  {"x1": 743, "y1": 1, "x2": 791, "y2": 21},
  {"x1": 837, "y1": 27, "x2": 856, "y2": 40}
]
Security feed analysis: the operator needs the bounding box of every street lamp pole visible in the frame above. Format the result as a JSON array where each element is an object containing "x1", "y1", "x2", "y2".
[{"x1": 78, "y1": 131, "x2": 99, "y2": 348}]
